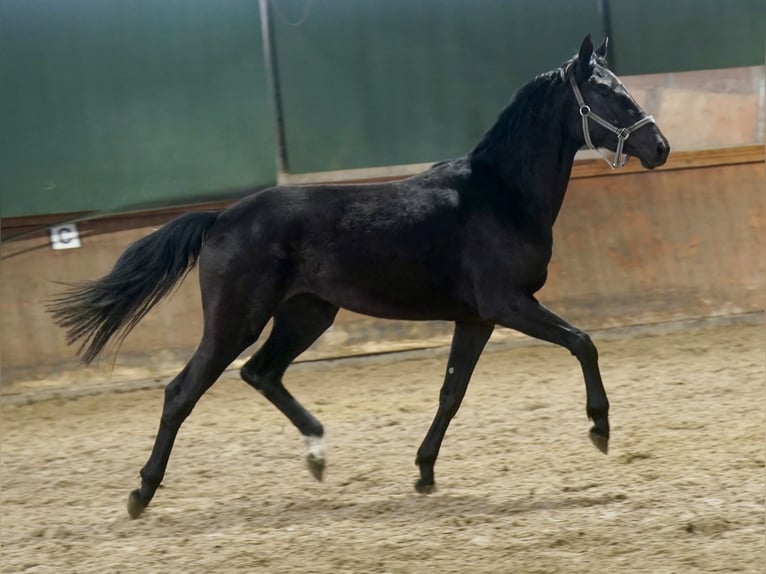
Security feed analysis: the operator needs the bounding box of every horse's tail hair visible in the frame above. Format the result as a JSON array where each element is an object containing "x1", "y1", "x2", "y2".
[{"x1": 48, "y1": 211, "x2": 220, "y2": 364}]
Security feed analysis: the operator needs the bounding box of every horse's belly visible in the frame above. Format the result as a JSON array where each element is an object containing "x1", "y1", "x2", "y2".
[
  {"x1": 304, "y1": 271, "x2": 476, "y2": 322},
  {"x1": 336, "y1": 292, "x2": 475, "y2": 322}
]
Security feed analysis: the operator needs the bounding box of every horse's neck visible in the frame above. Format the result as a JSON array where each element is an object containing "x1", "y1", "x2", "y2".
[
  {"x1": 473, "y1": 121, "x2": 579, "y2": 226},
  {"x1": 517, "y1": 135, "x2": 579, "y2": 225}
]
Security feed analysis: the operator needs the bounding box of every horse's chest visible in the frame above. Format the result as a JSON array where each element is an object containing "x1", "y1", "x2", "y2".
[
  {"x1": 469, "y1": 233, "x2": 552, "y2": 294},
  {"x1": 509, "y1": 241, "x2": 552, "y2": 290}
]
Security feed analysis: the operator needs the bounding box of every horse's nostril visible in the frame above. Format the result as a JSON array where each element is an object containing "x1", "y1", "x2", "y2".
[{"x1": 657, "y1": 140, "x2": 668, "y2": 159}]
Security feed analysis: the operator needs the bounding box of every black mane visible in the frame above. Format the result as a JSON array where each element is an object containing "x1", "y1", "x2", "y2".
[{"x1": 469, "y1": 65, "x2": 569, "y2": 170}]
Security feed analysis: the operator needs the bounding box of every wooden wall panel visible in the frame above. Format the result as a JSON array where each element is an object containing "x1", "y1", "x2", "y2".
[
  {"x1": 541, "y1": 163, "x2": 764, "y2": 325},
  {"x1": 1, "y1": 155, "x2": 763, "y2": 384}
]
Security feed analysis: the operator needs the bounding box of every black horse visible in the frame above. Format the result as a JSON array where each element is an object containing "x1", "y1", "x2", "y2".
[{"x1": 50, "y1": 35, "x2": 669, "y2": 519}]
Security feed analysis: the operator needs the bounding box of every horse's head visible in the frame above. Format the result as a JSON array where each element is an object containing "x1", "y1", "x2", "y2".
[{"x1": 566, "y1": 35, "x2": 669, "y2": 170}]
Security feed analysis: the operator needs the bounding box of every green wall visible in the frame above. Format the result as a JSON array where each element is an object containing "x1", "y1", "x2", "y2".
[
  {"x1": 0, "y1": 0, "x2": 276, "y2": 218},
  {"x1": 0, "y1": 0, "x2": 763, "y2": 218},
  {"x1": 609, "y1": 0, "x2": 765, "y2": 74},
  {"x1": 273, "y1": 0, "x2": 602, "y2": 172}
]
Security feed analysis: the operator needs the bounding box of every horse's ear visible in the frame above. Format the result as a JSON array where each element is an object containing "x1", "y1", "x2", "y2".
[
  {"x1": 595, "y1": 36, "x2": 608, "y2": 60},
  {"x1": 573, "y1": 34, "x2": 594, "y2": 81}
]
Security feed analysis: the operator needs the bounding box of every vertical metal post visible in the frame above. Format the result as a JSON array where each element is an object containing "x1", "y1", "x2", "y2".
[
  {"x1": 259, "y1": 0, "x2": 289, "y2": 178},
  {"x1": 758, "y1": 42, "x2": 765, "y2": 143},
  {"x1": 597, "y1": 0, "x2": 617, "y2": 71}
]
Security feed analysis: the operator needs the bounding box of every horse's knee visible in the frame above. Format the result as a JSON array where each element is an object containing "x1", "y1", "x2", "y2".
[{"x1": 571, "y1": 331, "x2": 597, "y2": 362}]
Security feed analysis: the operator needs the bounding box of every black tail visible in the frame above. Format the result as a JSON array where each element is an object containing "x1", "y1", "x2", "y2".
[{"x1": 48, "y1": 211, "x2": 220, "y2": 364}]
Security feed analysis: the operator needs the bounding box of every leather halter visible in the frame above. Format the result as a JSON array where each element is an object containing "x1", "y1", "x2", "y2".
[{"x1": 569, "y1": 74, "x2": 655, "y2": 169}]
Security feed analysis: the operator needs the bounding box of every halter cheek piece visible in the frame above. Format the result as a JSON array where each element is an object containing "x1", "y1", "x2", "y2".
[{"x1": 569, "y1": 74, "x2": 655, "y2": 169}]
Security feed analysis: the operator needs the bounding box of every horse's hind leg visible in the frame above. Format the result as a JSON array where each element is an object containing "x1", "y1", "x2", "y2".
[
  {"x1": 127, "y1": 292, "x2": 274, "y2": 518},
  {"x1": 415, "y1": 321, "x2": 494, "y2": 493},
  {"x1": 127, "y1": 336, "x2": 254, "y2": 518},
  {"x1": 240, "y1": 294, "x2": 339, "y2": 481}
]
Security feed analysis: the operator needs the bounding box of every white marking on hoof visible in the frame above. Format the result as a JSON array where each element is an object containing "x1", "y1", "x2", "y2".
[
  {"x1": 305, "y1": 435, "x2": 325, "y2": 458},
  {"x1": 304, "y1": 435, "x2": 326, "y2": 482}
]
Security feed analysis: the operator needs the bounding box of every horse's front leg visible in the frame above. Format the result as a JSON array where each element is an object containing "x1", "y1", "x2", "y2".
[
  {"x1": 490, "y1": 295, "x2": 610, "y2": 453},
  {"x1": 415, "y1": 321, "x2": 494, "y2": 493}
]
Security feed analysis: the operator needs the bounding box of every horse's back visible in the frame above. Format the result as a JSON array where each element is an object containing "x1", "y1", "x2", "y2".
[
  {"x1": 210, "y1": 161, "x2": 472, "y2": 255},
  {"x1": 200, "y1": 164, "x2": 480, "y2": 320}
]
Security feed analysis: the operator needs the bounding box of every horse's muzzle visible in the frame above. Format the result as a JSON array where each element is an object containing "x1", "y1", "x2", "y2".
[{"x1": 639, "y1": 133, "x2": 670, "y2": 170}]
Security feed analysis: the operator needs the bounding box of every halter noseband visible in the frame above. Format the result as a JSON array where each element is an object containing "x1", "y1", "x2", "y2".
[{"x1": 569, "y1": 74, "x2": 655, "y2": 169}]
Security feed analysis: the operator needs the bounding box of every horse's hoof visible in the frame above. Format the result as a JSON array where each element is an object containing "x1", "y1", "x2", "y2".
[
  {"x1": 127, "y1": 489, "x2": 146, "y2": 519},
  {"x1": 589, "y1": 428, "x2": 609, "y2": 454},
  {"x1": 414, "y1": 479, "x2": 436, "y2": 495},
  {"x1": 307, "y1": 453, "x2": 325, "y2": 482}
]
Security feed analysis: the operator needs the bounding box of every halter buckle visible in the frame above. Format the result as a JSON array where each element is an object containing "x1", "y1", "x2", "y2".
[{"x1": 579, "y1": 105, "x2": 591, "y2": 118}]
